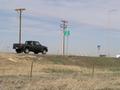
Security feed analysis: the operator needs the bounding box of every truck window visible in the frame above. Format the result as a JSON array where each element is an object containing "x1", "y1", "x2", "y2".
[
  {"x1": 34, "y1": 42, "x2": 41, "y2": 46},
  {"x1": 26, "y1": 41, "x2": 33, "y2": 45}
]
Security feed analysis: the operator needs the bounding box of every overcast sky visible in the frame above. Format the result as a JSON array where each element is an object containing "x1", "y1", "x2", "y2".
[{"x1": 0, "y1": 0, "x2": 120, "y2": 56}]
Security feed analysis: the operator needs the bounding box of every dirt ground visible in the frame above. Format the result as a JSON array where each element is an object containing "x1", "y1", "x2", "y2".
[{"x1": 0, "y1": 53, "x2": 120, "y2": 90}]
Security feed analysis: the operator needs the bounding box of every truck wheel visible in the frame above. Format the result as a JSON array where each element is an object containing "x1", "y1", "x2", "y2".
[
  {"x1": 34, "y1": 52, "x2": 38, "y2": 54},
  {"x1": 24, "y1": 48, "x2": 29, "y2": 54},
  {"x1": 42, "y1": 49, "x2": 47, "y2": 54},
  {"x1": 16, "y1": 49, "x2": 22, "y2": 53}
]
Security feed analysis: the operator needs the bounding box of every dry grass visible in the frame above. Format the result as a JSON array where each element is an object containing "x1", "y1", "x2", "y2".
[
  {"x1": 0, "y1": 53, "x2": 120, "y2": 90},
  {"x1": 1, "y1": 75, "x2": 120, "y2": 90}
]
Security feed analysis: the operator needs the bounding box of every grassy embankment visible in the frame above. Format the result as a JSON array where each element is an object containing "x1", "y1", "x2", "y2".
[{"x1": 1, "y1": 53, "x2": 120, "y2": 90}]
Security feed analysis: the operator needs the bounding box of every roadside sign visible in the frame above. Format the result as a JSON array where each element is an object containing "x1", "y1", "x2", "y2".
[{"x1": 64, "y1": 28, "x2": 70, "y2": 36}]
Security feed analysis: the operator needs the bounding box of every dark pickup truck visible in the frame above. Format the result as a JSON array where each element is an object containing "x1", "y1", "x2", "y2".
[{"x1": 13, "y1": 41, "x2": 48, "y2": 54}]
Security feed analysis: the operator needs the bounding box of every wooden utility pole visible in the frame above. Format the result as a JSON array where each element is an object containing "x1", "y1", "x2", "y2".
[
  {"x1": 61, "y1": 20, "x2": 68, "y2": 55},
  {"x1": 15, "y1": 8, "x2": 26, "y2": 44}
]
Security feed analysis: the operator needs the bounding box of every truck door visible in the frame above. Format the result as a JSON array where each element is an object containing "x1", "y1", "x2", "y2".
[
  {"x1": 33, "y1": 41, "x2": 42, "y2": 52},
  {"x1": 26, "y1": 41, "x2": 34, "y2": 51},
  {"x1": 30, "y1": 42, "x2": 35, "y2": 51}
]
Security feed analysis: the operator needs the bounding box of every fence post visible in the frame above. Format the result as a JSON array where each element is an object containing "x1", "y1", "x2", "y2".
[
  {"x1": 30, "y1": 60, "x2": 34, "y2": 79},
  {"x1": 92, "y1": 63, "x2": 95, "y2": 77}
]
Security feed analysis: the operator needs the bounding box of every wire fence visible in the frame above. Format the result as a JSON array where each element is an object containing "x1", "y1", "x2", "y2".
[{"x1": 0, "y1": 55, "x2": 120, "y2": 79}]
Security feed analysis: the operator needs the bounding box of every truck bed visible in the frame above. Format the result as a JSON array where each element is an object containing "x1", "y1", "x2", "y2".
[{"x1": 13, "y1": 43, "x2": 25, "y2": 49}]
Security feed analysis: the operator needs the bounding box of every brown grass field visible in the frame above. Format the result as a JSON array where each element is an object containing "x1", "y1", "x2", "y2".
[{"x1": 0, "y1": 53, "x2": 120, "y2": 90}]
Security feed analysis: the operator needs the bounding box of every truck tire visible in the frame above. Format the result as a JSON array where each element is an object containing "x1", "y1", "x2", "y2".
[
  {"x1": 24, "y1": 48, "x2": 29, "y2": 54},
  {"x1": 42, "y1": 49, "x2": 47, "y2": 54},
  {"x1": 16, "y1": 49, "x2": 22, "y2": 53},
  {"x1": 34, "y1": 52, "x2": 38, "y2": 54}
]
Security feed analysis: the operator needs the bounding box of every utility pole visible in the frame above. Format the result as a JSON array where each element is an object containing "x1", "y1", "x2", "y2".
[
  {"x1": 66, "y1": 32, "x2": 69, "y2": 55},
  {"x1": 97, "y1": 45, "x2": 101, "y2": 57},
  {"x1": 60, "y1": 20, "x2": 68, "y2": 55},
  {"x1": 106, "y1": 9, "x2": 117, "y2": 57},
  {"x1": 15, "y1": 8, "x2": 26, "y2": 44}
]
